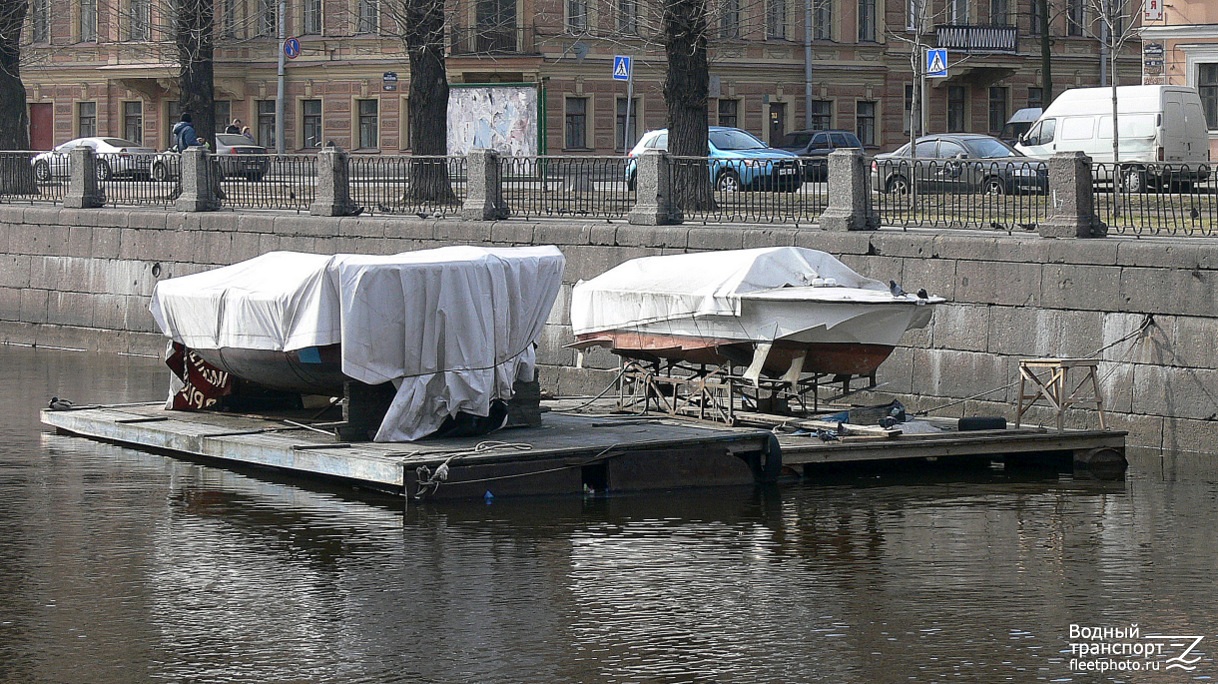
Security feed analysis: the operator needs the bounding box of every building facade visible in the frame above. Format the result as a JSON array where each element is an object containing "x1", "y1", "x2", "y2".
[
  {"x1": 1139, "y1": 0, "x2": 1218, "y2": 158},
  {"x1": 21, "y1": 0, "x2": 1140, "y2": 154}
]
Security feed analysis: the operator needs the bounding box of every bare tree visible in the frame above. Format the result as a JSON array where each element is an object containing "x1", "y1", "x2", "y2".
[
  {"x1": 663, "y1": 0, "x2": 714, "y2": 210},
  {"x1": 383, "y1": 0, "x2": 457, "y2": 203},
  {"x1": 176, "y1": 0, "x2": 217, "y2": 146},
  {"x1": 0, "y1": 0, "x2": 30, "y2": 150}
]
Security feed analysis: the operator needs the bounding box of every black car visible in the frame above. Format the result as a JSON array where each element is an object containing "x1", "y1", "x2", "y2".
[
  {"x1": 776, "y1": 129, "x2": 864, "y2": 180},
  {"x1": 870, "y1": 133, "x2": 1047, "y2": 195}
]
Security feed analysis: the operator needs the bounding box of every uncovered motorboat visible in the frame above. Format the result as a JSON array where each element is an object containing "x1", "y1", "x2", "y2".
[
  {"x1": 569, "y1": 247, "x2": 943, "y2": 383},
  {"x1": 149, "y1": 246, "x2": 565, "y2": 441}
]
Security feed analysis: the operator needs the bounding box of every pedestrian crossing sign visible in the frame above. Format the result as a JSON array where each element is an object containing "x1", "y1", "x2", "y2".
[
  {"x1": 926, "y1": 49, "x2": 948, "y2": 78},
  {"x1": 613, "y1": 55, "x2": 632, "y2": 81}
]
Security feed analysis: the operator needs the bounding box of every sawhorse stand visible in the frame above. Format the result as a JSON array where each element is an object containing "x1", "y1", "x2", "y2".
[{"x1": 1016, "y1": 358, "x2": 1107, "y2": 431}]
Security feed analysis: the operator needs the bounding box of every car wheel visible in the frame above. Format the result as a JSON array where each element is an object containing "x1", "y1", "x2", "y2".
[
  {"x1": 1120, "y1": 166, "x2": 1146, "y2": 193},
  {"x1": 33, "y1": 160, "x2": 50, "y2": 182},
  {"x1": 886, "y1": 175, "x2": 911, "y2": 195},
  {"x1": 151, "y1": 162, "x2": 168, "y2": 182},
  {"x1": 716, "y1": 170, "x2": 742, "y2": 193},
  {"x1": 95, "y1": 160, "x2": 112, "y2": 181},
  {"x1": 982, "y1": 177, "x2": 1006, "y2": 195}
]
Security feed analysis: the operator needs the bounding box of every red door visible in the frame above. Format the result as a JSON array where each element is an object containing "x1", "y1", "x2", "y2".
[{"x1": 29, "y1": 103, "x2": 53, "y2": 150}]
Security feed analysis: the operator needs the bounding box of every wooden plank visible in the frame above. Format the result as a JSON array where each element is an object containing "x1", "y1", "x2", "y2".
[{"x1": 735, "y1": 410, "x2": 901, "y2": 438}]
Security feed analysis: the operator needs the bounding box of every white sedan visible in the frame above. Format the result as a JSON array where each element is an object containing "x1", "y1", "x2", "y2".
[{"x1": 32, "y1": 137, "x2": 158, "y2": 181}]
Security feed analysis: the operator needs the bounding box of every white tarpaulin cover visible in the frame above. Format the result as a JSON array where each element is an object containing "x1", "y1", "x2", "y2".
[
  {"x1": 150, "y1": 246, "x2": 565, "y2": 441},
  {"x1": 570, "y1": 247, "x2": 886, "y2": 334}
]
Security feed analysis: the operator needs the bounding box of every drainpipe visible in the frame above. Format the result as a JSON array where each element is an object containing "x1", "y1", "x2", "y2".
[{"x1": 804, "y1": 0, "x2": 813, "y2": 129}]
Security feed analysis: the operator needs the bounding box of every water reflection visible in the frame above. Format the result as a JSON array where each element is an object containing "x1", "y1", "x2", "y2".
[{"x1": 3, "y1": 345, "x2": 1217, "y2": 682}]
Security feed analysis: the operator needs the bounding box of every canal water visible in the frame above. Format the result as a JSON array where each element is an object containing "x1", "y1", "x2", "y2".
[{"x1": 2, "y1": 345, "x2": 1216, "y2": 683}]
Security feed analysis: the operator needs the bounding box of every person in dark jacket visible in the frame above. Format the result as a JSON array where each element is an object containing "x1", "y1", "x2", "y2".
[
  {"x1": 225, "y1": 118, "x2": 242, "y2": 134},
  {"x1": 172, "y1": 113, "x2": 197, "y2": 152}
]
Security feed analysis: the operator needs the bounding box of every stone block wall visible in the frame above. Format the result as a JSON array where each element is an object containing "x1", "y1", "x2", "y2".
[{"x1": 2, "y1": 205, "x2": 1217, "y2": 463}]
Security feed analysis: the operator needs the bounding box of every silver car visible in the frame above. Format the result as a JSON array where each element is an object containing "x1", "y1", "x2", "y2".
[
  {"x1": 32, "y1": 137, "x2": 157, "y2": 181},
  {"x1": 150, "y1": 134, "x2": 271, "y2": 182}
]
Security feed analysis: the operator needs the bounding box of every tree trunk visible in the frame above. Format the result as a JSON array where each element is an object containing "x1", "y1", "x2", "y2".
[
  {"x1": 406, "y1": 0, "x2": 456, "y2": 204},
  {"x1": 663, "y1": 0, "x2": 714, "y2": 211},
  {"x1": 177, "y1": 0, "x2": 217, "y2": 147},
  {"x1": 0, "y1": 0, "x2": 37, "y2": 194}
]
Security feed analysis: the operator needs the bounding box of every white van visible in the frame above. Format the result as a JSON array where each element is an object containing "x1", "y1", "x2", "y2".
[{"x1": 1015, "y1": 85, "x2": 1211, "y2": 191}]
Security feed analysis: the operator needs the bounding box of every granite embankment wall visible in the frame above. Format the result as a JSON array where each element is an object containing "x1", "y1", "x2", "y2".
[{"x1": 3, "y1": 205, "x2": 1216, "y2": 465}]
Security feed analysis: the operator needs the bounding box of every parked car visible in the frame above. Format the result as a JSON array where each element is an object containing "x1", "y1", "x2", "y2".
[
  {"x1": 775, "y1": 129, "x2": 864, "y2": 180},
  {"x1": 150, "y1": 134, "x2": 271, "y2": 181},
  {"x1": 32, "y1": 137, "x2": 157, "y2": 181},
  {"x1": 625, "y1": 126, "x2": 802, "y2": 192},
  {"x1": 871, "y1": 133, "x2": 1047, "y2": 195}
]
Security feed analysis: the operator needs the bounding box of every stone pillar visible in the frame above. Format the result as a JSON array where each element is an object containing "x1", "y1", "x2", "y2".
[
  {"x1": 1039, "y1": 151, "x2": 1105, "y2": 238},
  {"x1": 175, "y1": 148, "x2": 221, "y2": 212},
  {"x1": 818, "y1": 149, "x2": 877, "y2": 231},
  {"x1": 461, "y1": 148, "x2": 509, "y2": 220},
  {"x1": 64, "y1": 146, "x2": 103, "y2": 209},
  {"x1": 628, "y1": 149, "x2": 680, "y2": 226},
  {"x1": 310, "y1": 146, "x2": 361, "y2": 216}
]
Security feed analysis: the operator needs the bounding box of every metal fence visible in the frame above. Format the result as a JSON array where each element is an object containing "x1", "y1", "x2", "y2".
[
  {"x1": 96, "y1": 153, "x2": 175, "y2": 207},
  {"x1": 0, "y1": 151, "x2": 64, "y2": 205},
  {"x1": 218, "y1": 155, "x2": 317, "y2": 212},
  {"x1": 348, "y1": 155, "x2": 466, "y2": 217},
  {"x1": 1092, "y1": 162, "x2": 1218, "y2": 236},
  {"x1": 873, "y1": 158, "x2": 1049, "y2": 232},
  {"x1": 667, "y1": 156, "x2": 828, "y2": 225},
  {"x1": 502, "y1": 156, "x2": 633, "y2": 220}
]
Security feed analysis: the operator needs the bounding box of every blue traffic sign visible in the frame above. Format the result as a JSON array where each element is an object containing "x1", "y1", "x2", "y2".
[
  {"x1": 284, "y1": 37, "x2": 301, "y2": 60},
  {"x1": 612, "y1": 55, "x2": 632, "y2": 81},
  {"x1": 926, "y1": 48, "x2": 948, "y2": 78}
]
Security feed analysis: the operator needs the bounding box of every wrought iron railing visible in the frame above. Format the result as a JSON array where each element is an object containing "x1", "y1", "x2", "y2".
[
  {"x1": 0, "y1": 151, "x2": 63, "y2": 205},
  {"x1": 666, "y1": 155, "x2": 822, "y2": 225},
  {"x1": 348, "y1": 155, "x2": 467, "y2": 217},
  {"x1": 1093, "y1": 162, "x2": 1217, "y2": 236},
  {"x1": 934, "y1": 24, "x2": 1018, "y2": 54},
  {"x1": 872, "y1": 157, "x2": 1049, "y2": 230},
  {"x1": 218, "y1": 155, "x2": 318, "y2": 212},
  {"x1": 501, "y1": 156, "x2": 633, "y2": 220}
]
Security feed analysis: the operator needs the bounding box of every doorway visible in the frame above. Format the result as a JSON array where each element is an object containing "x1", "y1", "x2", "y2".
[
  {"x1": 29, "y1": 103, "x2": 53, "y2": 150},
  {"x1": 768, "y1": 102, "x2": 786, "y2": 145}
]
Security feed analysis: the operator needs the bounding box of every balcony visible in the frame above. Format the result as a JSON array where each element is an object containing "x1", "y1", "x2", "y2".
[
  {"x1": 450, "y1": 25, "x2": 537, "y2": 55},
  {"x1": 934, "y1": 24, "x2": 1018, "y2": 54}
]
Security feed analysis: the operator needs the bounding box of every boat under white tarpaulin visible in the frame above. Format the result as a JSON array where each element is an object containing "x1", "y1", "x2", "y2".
[
  {"x1": 570, "y1": 247, "x2": 943, "y2": 379},
  {"x1": 150, "y1": 246, "x2": 565, "y2": 441}
]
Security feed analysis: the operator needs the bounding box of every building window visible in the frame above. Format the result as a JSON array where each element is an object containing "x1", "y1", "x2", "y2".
[
  {"x1": 767, "y1": 0, "x2": 787, "y2": 39},
  {"x1": 718, "y1": 98, "x2": 739, "y2": 128},
  {"x1": 258, "y1": 0, "x2": 277, "y2": 37},
  {"x1": 856, "y1": 101, "x2": 876, "y2": 146},
  {"x1": 1067, "y1": 0, "x2": 1083, "y2": 36},
  {"x1": 567, "y1": 0, "x2": 587, "y2": 31},
  {"x1": 906, "y1": 0, "x2": 920, "y2": 31},
  {"x1": 1028, "y1": 87, "x2": 1043, "y2": 110},
  {"x1": 618, "y1": 0, "x2": 637, "y2": 34},
  {"x1": 904, "y1": 84, "x2": 913, "y2": 134},
  {"x1": 357, "y1": 0, "x2": 379, "y2": 33},
  {"x1": 947, "y1": 85, "x2": 966, "y2": 132},
  {"x1": 811, "y1": 100, "x2": 832, "y2": 130},
  {"x1": 1200, "y1": 64, "x2": 1218, "y2": 130},
  {"x1": 616, "y1": 97, "x2": 638, "y2": 151},
  {"x1": 32, "y1": 0, "x2": 50, "y2": 42},
  {"x1": 303, "y1": 0, "x2": 321, "y2": 34},
  {"x1": 78, "y1": 102, "x2": 97, "y2": 137},
  {"x1": 988, "y1": 87, "x2": 1008, "y2": 134},
  {"x1": 80, "y1": 0, "x2": 97, "y2": 41},
  {"x1": 128, "y1": 0, "x2": 150, "y2": 40},
  {"x1": 357, "y1": 99, "x2": 379, "y2": 149},
  {"x1": 814, "y1": 0, "x2": 831, "y2": 40},
  {"x1": 167, "y1": 100, "x2": 183, "y2": 147},
  {"x1": 222, "y1": 0, "x2": 237, "y2": 37},
  {"x1": 257, "y1": 100, "x2": 275, "y2": 146},
  {"x1": 1029, "y1": 0, "x2": 1042, "y2": 35},
  {"x1": 990, "y1": 0, "x2": 1008, "y2": 24},
  {"x1": 858, "y1": 0, "x2": 875, "y2": 41},
  {"x1": 214, "y1": 101, "x2": 231, "y2": 133},
  {"x1": 123, "y1": 101, "x2": 143, "y2": 144},
  {"x1": 303, "y1": 99, "x2": 323, "y2": 148},
  {"x1": 719, "y1": 0, "x2": 740, "y2": 38},
  {"x1": 950, "y1": 0, "x2": 967, "y2": 23},
  {"x1": 565, "y1": 97, "x2": 588, "y2": 149}
]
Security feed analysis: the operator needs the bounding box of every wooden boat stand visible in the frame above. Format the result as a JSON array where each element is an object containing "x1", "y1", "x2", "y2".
[
  {"x1": 616, "y1": 358, "x2": 876, "y2": 426},
  {"x1": 1016, "y1": 358, "x2": 1107, "y2": 431}
]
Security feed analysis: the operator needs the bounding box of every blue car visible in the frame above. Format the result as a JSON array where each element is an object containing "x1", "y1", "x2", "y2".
[{"x1": 625, "y1": 126, "x2": 803, "y2": 192}]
